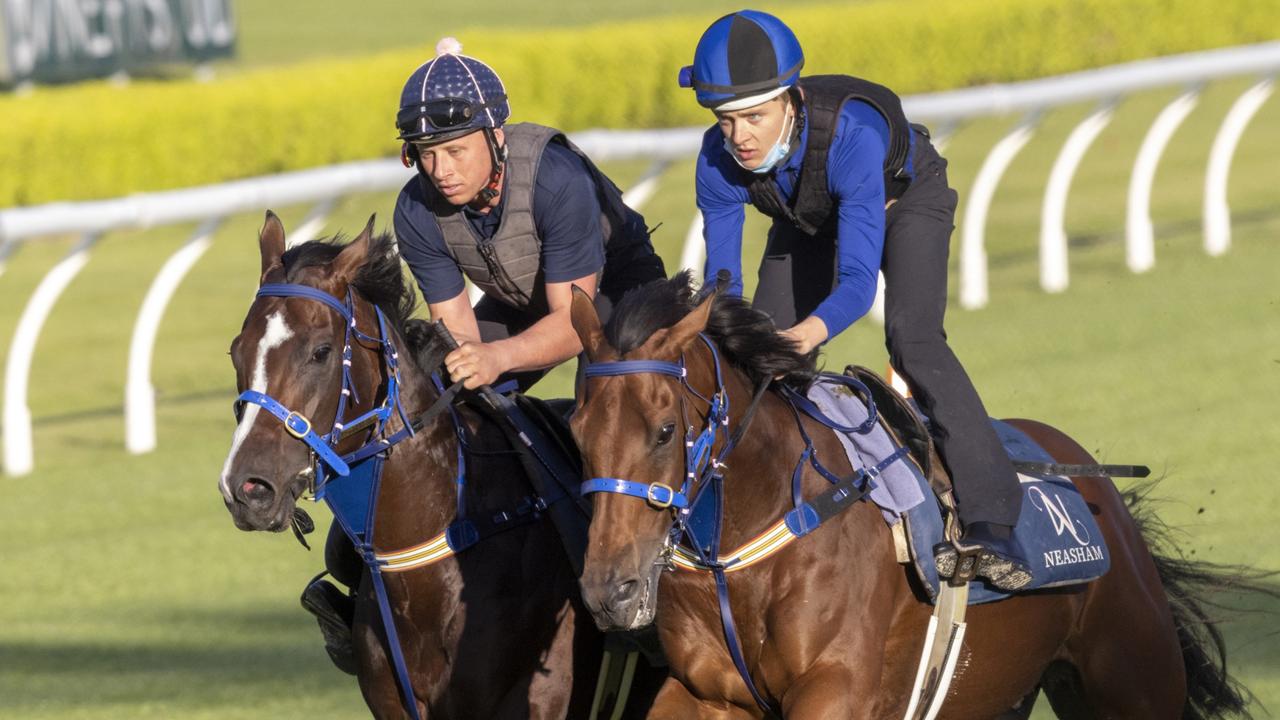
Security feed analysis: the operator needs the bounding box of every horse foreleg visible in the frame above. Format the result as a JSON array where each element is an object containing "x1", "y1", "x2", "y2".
[
  {"x1": 646, "y1": 677, "x2": 755, "y2": 719},
  {"x1": 352, "y1": 614, "x2": 428, "y2": 719},
  {"x1": 494, "y1": 598, "x2": 580, "y2": 720}
]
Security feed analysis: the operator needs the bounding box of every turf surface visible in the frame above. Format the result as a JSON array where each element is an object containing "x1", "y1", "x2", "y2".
[{"x1": 1, "y1": 65, "x2": 1277, "y2": 720}]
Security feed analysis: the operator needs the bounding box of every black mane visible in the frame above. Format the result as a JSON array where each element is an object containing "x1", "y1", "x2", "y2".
[
  {"x1": 281, "y1": 232, "x2": 449, "y2": 373},
  {"x1": 605, "y1": 271, "x2": 815, "y2": 387}
]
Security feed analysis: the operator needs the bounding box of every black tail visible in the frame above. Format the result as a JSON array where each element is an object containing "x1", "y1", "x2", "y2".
[{"x1": 1124, "y1": 484, "x2": 1280, "y2": 720}]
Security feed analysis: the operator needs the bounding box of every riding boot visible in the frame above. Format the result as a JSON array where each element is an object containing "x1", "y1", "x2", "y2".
[
  {"x1": 299, "y1": 574, "x2": 357, "y2": 675},
  {"x1": 933, "y1": 522, "x2": 1032, "y2": 591}
]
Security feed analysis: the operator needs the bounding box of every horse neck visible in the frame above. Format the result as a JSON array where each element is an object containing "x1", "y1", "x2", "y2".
[
  {"x1": 686, "y1": 344, "x2": 807, "y2": 549},
  {"x1": 348, "y1": 303, "x2": 458, "y2": 549}
]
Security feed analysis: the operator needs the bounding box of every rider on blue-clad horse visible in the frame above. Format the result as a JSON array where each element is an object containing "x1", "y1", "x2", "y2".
[
  {"x1": 300, "y1": 38, "x2": 666, "y2": 671},
  {"x1": 682, "y1": 10, "x2": 1031, "y2": 590}
]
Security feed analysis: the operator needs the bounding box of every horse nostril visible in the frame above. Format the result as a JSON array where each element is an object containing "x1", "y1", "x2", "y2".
[
  {"x1": 238, "y1": 477, "x2": 274, "y2": 504},
  {"x1": 610, "y1": 579, "x2": 640, "y2": 610}
]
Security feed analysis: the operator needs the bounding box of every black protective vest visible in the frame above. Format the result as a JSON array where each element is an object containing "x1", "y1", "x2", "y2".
[
  {"x1": 747, "y1": 75, "x2": 913, "y2": 237},
  {"x1": 425, "y1": 123, "x2": 645, "y2": 310}
]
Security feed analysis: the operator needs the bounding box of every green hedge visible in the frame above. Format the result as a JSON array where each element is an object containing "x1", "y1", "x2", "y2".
[{"x1": 3, "y1": 0, "x2": 1278, "y2": 207}]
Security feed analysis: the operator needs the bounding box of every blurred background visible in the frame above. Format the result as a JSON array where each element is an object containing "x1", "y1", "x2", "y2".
[{"x1": 0, "y1": 1, "x2": 1277, "y2": 717}]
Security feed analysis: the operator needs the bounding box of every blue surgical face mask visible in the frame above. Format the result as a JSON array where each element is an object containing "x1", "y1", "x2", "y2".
[{"x1": 725, "y1": 107, "x2": 796, "y2": 175}]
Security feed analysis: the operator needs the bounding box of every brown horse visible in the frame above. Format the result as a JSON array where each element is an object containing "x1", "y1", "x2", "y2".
[
  {"x1": 567, "y1": 272, "x2": 1256, "y2": 719},
  {"x1": 219, "y1": 214, "x2": 605, "y2": 719}
]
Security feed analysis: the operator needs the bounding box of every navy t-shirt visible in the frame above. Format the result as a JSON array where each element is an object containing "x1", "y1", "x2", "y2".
[{"x1": 394, "y1": 141, "x2": 607, "y2": 304}]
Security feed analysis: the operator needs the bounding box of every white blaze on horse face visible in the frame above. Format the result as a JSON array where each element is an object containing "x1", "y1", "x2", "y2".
[{"x1": 219, "y1": 311, "x2": 295, "y2": 502}]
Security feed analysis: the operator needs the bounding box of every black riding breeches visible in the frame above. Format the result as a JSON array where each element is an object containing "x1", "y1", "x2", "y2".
[{"x1": 751, "y1": 130, "x2": 1022, "y2": 528}]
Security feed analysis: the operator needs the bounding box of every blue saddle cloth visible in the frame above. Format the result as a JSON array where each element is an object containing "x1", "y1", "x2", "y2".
[{"x1": 806, "y1": 381, "x2": 1110, "y2": 605}]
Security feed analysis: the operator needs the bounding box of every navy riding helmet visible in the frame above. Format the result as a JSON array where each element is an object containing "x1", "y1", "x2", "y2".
[
  {"x1": 679, "y1": 10, "x2": 804, "y2": 110},
  {"x1": 396, "y1": 37, "x2": 510, "y2": 145}
]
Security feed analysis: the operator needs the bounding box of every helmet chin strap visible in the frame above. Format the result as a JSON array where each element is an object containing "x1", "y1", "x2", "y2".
[{"x1": 472, "y1": 127, "x2": 506, "y2": 206}]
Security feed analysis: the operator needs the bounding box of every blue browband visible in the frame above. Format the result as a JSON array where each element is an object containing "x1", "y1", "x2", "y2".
[
  {"x1": 583, "y1": 360, "x2": 686, "y2": 379},
  {"x1": 257, "y1": 283, "x2": 353, "y2": 325}
]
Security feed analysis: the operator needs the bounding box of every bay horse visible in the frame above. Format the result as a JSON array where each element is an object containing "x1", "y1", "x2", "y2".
[
  {"x1": 218, "y1": 213, "x2": 608, "y2": 719},
  {"x1": 567, "y1": 272, "x2": 1256, "y2": 719}
]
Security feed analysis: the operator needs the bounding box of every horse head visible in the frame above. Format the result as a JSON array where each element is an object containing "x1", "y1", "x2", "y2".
[
  {"x1": 570, "y1": 273, "x2": 733, "y2": 630},
  {"x1": 219, "y1": 211, "x2": 391, "y2": 532}
]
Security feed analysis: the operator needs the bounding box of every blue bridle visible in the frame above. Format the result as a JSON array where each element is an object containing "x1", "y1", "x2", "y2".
[
  {"x1": 580, "y1": 335, "x2": 730, "y2": 515},
  {"x1": 578, "y1": 332, "x2": 905, "y2": 718},
  {"x1": 233, "y1": 282, "x2": 432, "y2": 720},
  {"x1": 578, "y1": 333, "x2": 789, "y2": 711},
  {"x1": 234, "y1": 283, "x2": 417, "y2": 493}
]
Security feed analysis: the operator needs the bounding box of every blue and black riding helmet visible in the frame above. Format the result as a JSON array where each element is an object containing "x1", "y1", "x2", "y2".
[
  {"x1": 679, "y1": 10, "x2": 804, "y2": 110},
  {"x1": 396, "y1": 38, "x2": 509, "y2": 143}
]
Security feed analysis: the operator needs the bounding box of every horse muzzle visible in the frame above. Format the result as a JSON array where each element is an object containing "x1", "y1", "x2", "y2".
[
  {"x1": 581, "y1": 558, "x2": 664, "y2": 632},
  {"x1": 224, "y1": 468, "x2": 309, "y2": 532}
]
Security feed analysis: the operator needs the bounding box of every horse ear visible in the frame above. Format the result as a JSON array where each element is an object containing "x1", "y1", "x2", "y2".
[
  {"x1": 654, "y1": 288, "x2": 716, "y2": 358},
  {"x1": 332, "y1": 214, "x2": 376, "y2": 284},
  {"x1": 570, "y1": 285, "x2": 616, "y2": 362},
  {"x1": 259, "y1": 210, "x2": 286, "y2": 284}
]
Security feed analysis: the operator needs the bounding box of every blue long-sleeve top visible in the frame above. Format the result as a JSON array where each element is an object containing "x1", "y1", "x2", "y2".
[{"x1": 695, "y1": 99, "x2": 909, "y2": 339}]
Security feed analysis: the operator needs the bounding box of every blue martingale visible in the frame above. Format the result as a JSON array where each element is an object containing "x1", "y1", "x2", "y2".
[{"x1": 903, "y1": 419, "x2": 1111, "y2": 604}]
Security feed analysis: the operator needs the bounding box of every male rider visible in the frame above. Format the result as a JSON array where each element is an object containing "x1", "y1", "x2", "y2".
[{"x1": 300, "y1": 38, "x2": 666, "y2": 673}]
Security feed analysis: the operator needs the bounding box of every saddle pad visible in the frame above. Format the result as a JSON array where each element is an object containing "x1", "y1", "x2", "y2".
[
  {"x1": 902, "y1": 420, "x2": 1111, "y2": 605},
  {"x1": 805, "y1": 378, "x2": 928, "y2": 522}
]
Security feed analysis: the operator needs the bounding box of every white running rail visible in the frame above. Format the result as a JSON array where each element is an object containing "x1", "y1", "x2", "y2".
[{"x1": 2, "y1": 42, "x2": 1278, "y2": 475}]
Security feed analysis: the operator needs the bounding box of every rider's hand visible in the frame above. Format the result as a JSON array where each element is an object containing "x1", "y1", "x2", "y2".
[
  {"x1": 445, "y1": 341, "x2": 510, "y2": 390},
  {"x1": 778, "y1": 316, "x2": 829, "y2": 355}
]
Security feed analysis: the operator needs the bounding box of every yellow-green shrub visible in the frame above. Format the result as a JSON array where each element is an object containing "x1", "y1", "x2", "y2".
[{"x1": 2, "y1": 0, "x2": 1277, "y2": 207}]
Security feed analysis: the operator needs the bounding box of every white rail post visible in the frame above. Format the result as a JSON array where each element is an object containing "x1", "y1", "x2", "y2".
[
  {"x1": 285, "y1": 198, "x2": 336, "y2": 248},
  {"x1": 680, "y1": 212, "x2": 706, "y2": 276},
  {"x1": 960, "y1": 114, "x2": 1038, "y2": 310},
  {"x1": 622, "y1": 159, "x2": 671, "y2": 211},
  {"x1": 1125, "y1": 89, "x2": 1200, "y2": 273},
  {"x1": 124, "y1": 219, "x2": 221, "y2": 454},
  {"x1": 928, "y1": 121, "x2": 959, "y2": 154},
  {"x1": 3, "y1": 233, "x2": 99, "y2": 476},
  {"x1": 1039, "y1": 102, "x2": 1115, "y2": 293},
  {"x1": 0, "y1": 238, "x2": 17, "y2": 278},
  {"x1": 1204, "y1": 78, "x2": 1273, "y2": 256}
]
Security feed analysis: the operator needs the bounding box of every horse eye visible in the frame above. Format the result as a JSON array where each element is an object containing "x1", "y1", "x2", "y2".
[
  {"x1": 311, "y1": 344, "x2": 332, "y2": 364},
  {"x1": 656, "y1": 423, "x2": 676, "y2": 446}
]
